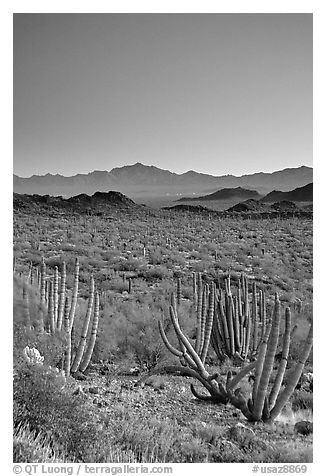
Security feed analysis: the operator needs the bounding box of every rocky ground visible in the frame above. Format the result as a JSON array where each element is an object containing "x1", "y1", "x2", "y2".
[{"x1": 69, "y1": 363, "x2": 313, "y2": 463}]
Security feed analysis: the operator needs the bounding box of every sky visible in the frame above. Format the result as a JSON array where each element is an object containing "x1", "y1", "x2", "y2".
[{"x1": 13, "y1": 13, "x2": 312, "y2": 178}]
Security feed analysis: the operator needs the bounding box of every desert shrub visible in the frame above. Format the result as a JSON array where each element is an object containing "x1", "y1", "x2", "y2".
[
  {"x1": 115, "y1": 258, "x2": 143, "y2": 273},
  {"x1": 95, "y1": 299, "x2": 169, "y2": 369},
  {"x1": 139, "y1": 266, "x2": 171, "y2": 282},
  {"x1": 13, "y1": 360, "x2": 102, "y2": 462},
  {"x1": 13, "y1": 423, "x2": 71, "y2": 463},
  {"x1": 291, "y1": 390, "x2": 313, "y2": 412},
  {"x1": 108, "y1": 281, "x2": 129, "y2": 293}
]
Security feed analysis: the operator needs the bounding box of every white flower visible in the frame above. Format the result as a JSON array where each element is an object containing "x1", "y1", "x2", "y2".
[{"x1": 23, "y1": 346, "x2": 44, "y2": 365}]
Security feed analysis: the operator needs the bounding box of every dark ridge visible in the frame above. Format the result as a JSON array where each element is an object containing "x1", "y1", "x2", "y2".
[
  {"x1": 177, "y1": 187, "x2": 260, "y2": 202},
  {"x1": 163, "y1": 204, "x2": 212, "y2": 213},
  {"x1": 271, "y1": 201, "x2": 298, "y2": 211},
  {"x1": 227, "y1": 199, "x2": 268, "y2": 213},
  {"x1": 91, "y1": 191, "x2": 136, "y2": 205},
  {"x1": 261, "y1": 183, "x2": 313, "y2": 203},
  {"x1": 14, "y1": 190, "x2": 140, "y2": 213}
]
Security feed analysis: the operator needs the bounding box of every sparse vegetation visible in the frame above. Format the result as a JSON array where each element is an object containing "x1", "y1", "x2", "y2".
[{"x1": 13, "y1": 194, "x2": 313, "y2": 463}]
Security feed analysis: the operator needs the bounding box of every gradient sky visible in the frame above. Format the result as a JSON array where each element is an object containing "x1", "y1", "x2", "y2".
[{"x1": 13, "y1": 13, "x2": 312, "y2": 177}]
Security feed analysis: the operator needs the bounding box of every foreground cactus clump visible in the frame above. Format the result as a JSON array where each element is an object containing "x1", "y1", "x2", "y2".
[
  {"x1": 18, "y1": 257, "x2": 100, "y2": 377},
  {"x1": 160, "y1": 288, "x2": 312, "y2": 422}
]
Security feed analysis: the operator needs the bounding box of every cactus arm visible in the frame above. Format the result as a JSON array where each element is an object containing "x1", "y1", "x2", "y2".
[
  {"x1": 269, "y1": 323, "x2": 313, "y2": 421},
  {"x1": 79, "y1": 291, "x2": 100, "y2": 372},
  {"x1": 233, "y1": 295, "x2": 241, "y2": 351},
  {"x1": 252, "y1": 283, "x2": 258, "y2": 352},
  {"x1": 211, "y1": 313, "x2": 227, "y2": 360},
  {"x1": 260, "y1": 289, "x2": 266, "y2": 341},
  {"x1": 48, "y1": 280, "x2": 55, "y2": 334},
  {"x1": 228, "y1": 390, "x2": 255, "y2": 421},
  {"x1": 243, "y1": 311, "x2": 252, "y2": 360},
  {"x1": 252, "y1": 320, "x2": 272, "y2": 404},
  {"x1": 40, "y1": 257, "x2": 46, "y2": 305},
  {"x1": 57, "y1": 261, "x2": 66, "y2": 331},
  {"x1": 169, "y1": 305, "x2": 209, "y2": 379},
  {"x1": 190, "y1": 383, "x2": 227, "y2": 404},
  {"x1": 200, "y1": 282, "x2": 215, "y2": 364},
  {"x1": 68, "y1": 258, "x2": 80, "y2": 332},
  {"x1": 228, "y1": 360, "x2": 257, "y2": 391},
  {"x1": 63, "y1": 296, "x2": 71, "y2": 377},
  {"x1": 176, "y1": 277, "x2": 181, "y2": 306},
  {"x1": 252, "y1": 294, "x2": 281, "y2": 420},
  {"x1": 158, "y1": 320, "x2": 184, "y2": 358},
  {"x1": 217, "y1": 294, "x2": 231, "y2": 356},
  {"x1": 192, "y1": 272, "x2": 197, "y2": 305},
  {"x1": 195, "y1": 282, "x2": 203, "y2": 354},
  {"x1": 71, "y1": 275, "x2": 95, "y2": 373},
  {"x1": 199, "y1": 287, "x2": 208, "y2": 355},
  {"x1": 268, "y1": 307, "x2": 292, "y2": 408},
  {"x1": 53, "y1": 266, "x2": 59, "y2": 327},
  {"x1": 226, "y1": 294, "x2": 235, "y2": 356},
  {"x1": 190, "y1": 384, "x2": 216, "y2": 401}
]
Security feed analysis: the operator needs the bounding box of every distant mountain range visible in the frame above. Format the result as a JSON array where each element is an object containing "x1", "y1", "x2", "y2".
[{"x1": 13, "y1": 163, "x2": 312, "y2": 199}]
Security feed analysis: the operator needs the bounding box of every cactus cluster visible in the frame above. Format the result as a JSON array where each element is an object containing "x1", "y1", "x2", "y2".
[
  {"x1": 20, "y1": 257, "x2": 100, "y2": 376},
  {"x1": 159, "y1": 287, "x2": 313, "y2": 422},
  {"x1": 191, "y1": 272, "x2": 267, "y2": 361},
  {"x1": 220, "y1": 295, "x2": 313, "y2": 422}
]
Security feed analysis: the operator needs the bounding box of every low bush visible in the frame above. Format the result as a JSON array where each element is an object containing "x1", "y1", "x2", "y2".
[{"x1": 13, "y1": 360, "x2": 102, "y2": 462}]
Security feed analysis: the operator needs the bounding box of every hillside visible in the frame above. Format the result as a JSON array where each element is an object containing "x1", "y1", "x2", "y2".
[
  {"x1": 261, "y1": 183, "x2": 313, "y2": 203},
  {"x1": 13, "y1": 191, "x2": 141, "y2": 214},
  {"x1": 178, "y1": 186, "x2": 260, "y2": 202}
]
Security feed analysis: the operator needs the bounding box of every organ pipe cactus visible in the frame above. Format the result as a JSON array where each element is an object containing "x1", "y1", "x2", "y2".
[
  {"x1": 159, "y1": 288, "x2": 312, "y2": 422},
  {"x1": 159, "y1": 294, "x2": 256, "y2": 404},
  {"x1": 18, "y1": 256, "x2": 99, "y2": 377},
  {"x1": 224, "y1": 297, "x2": 313, "y2": 422},
  {"x1": 193, "y1": 272, "x2": 266, "y2": 361}
]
